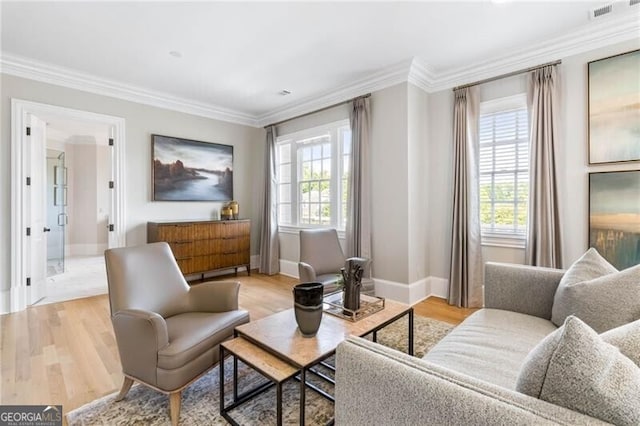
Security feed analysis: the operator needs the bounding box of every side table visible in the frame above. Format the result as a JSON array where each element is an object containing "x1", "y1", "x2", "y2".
[{"x1": 220, "y1": 337, "x2": 298, "y2": 426}]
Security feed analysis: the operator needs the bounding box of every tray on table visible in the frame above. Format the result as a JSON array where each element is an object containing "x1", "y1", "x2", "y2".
[{"x1": 323, "y1": 291, "x2": 385, "y2": 322}]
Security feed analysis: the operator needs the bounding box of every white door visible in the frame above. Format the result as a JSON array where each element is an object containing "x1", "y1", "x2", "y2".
[{"x1": 27, "y1": 113, "x2": 48, "y2": 304}]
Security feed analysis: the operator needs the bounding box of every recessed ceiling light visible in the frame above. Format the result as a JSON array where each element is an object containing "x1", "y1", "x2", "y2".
[
  {"x1": 169, "y1": 51, "x2": 182, "y2": 58},
  {"x1": 279, "y1": 90, "x2": 291, "y2": 96}
]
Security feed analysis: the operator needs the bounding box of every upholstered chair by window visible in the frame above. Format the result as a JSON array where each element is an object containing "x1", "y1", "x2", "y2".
[
  {"x1": 105, "y1": 242, "x2": 249, "y2": 425},
  {"x1": 298, "y1": 228, "x2": 374, "y2": 295}
]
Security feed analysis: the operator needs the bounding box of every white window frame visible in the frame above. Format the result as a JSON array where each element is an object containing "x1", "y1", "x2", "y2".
[
  {"x1": 479, "y1": 94, "x2": 529, "y2": 248},
  {"x1": 276, "y1": 119, "x2": 351, "y2": 233}
]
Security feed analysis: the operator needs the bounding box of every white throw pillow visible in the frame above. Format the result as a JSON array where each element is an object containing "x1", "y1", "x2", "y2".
[
  {"x1": 516, "y1": 316, "x2": 640, "y2": 426},
  {"x1": 551, "y1": 248, "x2": 640, "y2": 332},
  {"x1": 601, "y1": 319, "x2": 640, "y2": 367}
]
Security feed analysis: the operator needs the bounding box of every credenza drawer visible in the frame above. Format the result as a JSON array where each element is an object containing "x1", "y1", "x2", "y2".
[{"x1": 148, "y1": 220, "x2": 250, "y2": 279}]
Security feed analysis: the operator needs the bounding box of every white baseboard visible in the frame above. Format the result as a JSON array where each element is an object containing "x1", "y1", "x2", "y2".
[
  {"x1": 279, "y1": 259, "x2": 299, "y2": 278},
  {"x1": 429, "y1": 276, "x2": 449, "y2": 299},
  {"x1": 250, "y1": 255, "x2": 260, "y2": 270},
  {"x1": 272, "y1": 258, "x2": 449, "y2": 303},
  {"x1": 374, "y1": 276, "x2": 449, "y2": 305}
]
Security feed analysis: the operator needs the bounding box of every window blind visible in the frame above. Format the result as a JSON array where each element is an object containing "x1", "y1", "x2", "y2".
[{"x1": 479, "y1": 99, "x2": 529, "y2": 237}]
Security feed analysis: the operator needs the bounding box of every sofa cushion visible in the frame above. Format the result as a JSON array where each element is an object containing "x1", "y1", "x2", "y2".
[
  {"x1": 516, "y1": 316, "x2": 640, "y2": 426},
  {"x1": 551, "y1": 248, "x2": 640, "y2": 332},
  {"x1": 601, "y1": 319, "x2": 640, "y2": 367},
  {"x1": 424, "y1": 309, "x2": 557, "y2": 390}
]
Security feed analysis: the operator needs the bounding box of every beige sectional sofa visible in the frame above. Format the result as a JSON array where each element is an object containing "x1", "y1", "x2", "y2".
[{"x1": 335, "y1": 262, "x2": 638, "y2": 425}]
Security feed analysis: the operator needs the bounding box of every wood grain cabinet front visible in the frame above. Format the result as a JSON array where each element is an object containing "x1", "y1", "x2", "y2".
[{"x1": 147, "y1": 220, "x2": 250, "y2": 278}]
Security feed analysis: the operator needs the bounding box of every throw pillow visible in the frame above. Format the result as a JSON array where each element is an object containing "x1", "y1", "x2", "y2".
[
  {"x1": 516, "y1": 316, "x2": 640, "y2": 426},
  {"x1": 551, "y1": 248, "x2": 640, "y2": 332},
  {"x1": 602, "y1": 319, "x2": 640, "y2": 367}
]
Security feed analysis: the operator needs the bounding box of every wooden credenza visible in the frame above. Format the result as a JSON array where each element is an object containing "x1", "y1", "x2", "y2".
[{"x1": 147, "y1": 219, "x2": 250, "y2": 278}]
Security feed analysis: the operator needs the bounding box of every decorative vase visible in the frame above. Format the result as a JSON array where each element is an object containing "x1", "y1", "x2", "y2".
[
  {"x1": 229, "y1": 201, "x2": 239, "y2": 219},
  {"x1": 293, "y1": 282, "x2": 324, "y2": 337},
  {"x1": 341, "y1": 260, "x2": 364, "y2": 312},
  {"x1": 221, "y1": 206, "x2": 233, "y2": 220}
]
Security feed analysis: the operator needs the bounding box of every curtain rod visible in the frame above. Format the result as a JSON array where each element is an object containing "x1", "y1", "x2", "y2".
[
  {"x1": 264, "y1": 93, "x2": 371, "y2": 129},
  {"x1": 453, "y1": 60, "x2": 562, "y2": 91}
]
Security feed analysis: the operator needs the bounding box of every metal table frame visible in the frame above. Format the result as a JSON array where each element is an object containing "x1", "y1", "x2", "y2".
[{"x1": 219, "y1": 308, "x2": 414, "y2": 425}]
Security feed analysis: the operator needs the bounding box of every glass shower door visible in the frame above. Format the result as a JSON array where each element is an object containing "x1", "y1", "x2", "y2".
[{"x1": 47, "y1": 151, "x2": 66, "y2": 276}]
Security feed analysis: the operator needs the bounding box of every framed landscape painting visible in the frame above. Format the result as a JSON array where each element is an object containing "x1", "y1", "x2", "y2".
[
  {"x1": 152, "y1": 135, "x2": 233, "y2": 201},
  {"x1": 589, "y1": 170, "x2": 640, "y2": 270},
  {"x1": 588, "y1": 49, "x2": 640, "y2": 164}
]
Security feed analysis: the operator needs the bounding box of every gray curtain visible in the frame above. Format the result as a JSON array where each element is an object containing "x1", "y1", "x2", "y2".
[
  {"x1": 448, "y1": 86, "x2": 483, "y2": 308},
  {"x1": 526, "y1": 65, "x2": 562, "y2": 268},
  {"x1": 259, "y1": 126, "x2": 280, "y2": 274},
  {"x1": 346, "y1": 97, "x2": 372, "y2": 259}
]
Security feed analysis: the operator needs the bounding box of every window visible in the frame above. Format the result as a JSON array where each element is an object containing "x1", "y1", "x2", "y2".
[
  {"x1": 277, "y1": 120, "x2": 351, "y2": 230},
  {"x1": 479, "y1": 94, "x2": 529, "y2": 244}
]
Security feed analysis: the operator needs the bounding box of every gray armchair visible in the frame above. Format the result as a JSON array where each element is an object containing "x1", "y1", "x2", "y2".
[
  {"x1": 104, "y1": 242, "x2": 250, "y2": 425},
  {"x1": 298, "y1": 228, "x2": 374, "y2": 295}
]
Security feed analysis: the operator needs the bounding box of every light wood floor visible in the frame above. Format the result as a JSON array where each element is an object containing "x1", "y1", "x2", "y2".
[{"x1": 0, "y1": 272, "x2": 476, "y2": 415}]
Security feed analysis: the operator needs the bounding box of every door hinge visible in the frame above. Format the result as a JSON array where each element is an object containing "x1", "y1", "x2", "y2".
[
  {"x1": 109, "y1": 224, "x2": 114, "y2": 232},
  {"x1": 26, "y1": 126, "x2": 31, "y2": 136},
  {"x1": 26, "y1": 277, "x2": 31, "y2": 287},
  {"x1": 109, "y1": 138, "x2": 114, "y2": 146},
  {"x1": 109, "y1": 181, "x2": 114, "y2": 189},
  {"x1": 26, "y1": 177, "x2": 31, "y2": 186},
  {"x1": 26, "y1": 227, "x2": 31, "y2": 236}
]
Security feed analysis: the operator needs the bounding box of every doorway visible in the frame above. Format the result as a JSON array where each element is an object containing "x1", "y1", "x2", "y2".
[
  {"x1": 46, "y1": 150, "x2": 66, "y2": 276},
  {"x1": 39, "y1": 122, "x2": 112, "y2": 305},
  {"x1": 10, "y1": 99, "x2": 126, "y2": 312}
]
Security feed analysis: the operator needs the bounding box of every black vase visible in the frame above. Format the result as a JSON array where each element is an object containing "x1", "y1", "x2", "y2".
[{"x1": 293, "y1": 282, "x2": 324, "y2": 337}]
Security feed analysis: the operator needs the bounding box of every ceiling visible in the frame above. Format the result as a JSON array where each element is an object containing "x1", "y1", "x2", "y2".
[{"x1": 1, "y1": 1, "x2": 638, "y2": 127}]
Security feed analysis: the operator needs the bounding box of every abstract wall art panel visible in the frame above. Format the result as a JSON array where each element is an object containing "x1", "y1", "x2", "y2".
[
  {"x1": 589, "y1": 170, "x2": 640, "y2": 270},
  {"x1": 588, "y1": 49, "x2": 640, "y2": 164}
]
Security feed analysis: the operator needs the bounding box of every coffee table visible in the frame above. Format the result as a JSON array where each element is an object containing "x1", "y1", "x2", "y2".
[{"x1": 219, "y1": 298, "x2": 413, "y2": 425}]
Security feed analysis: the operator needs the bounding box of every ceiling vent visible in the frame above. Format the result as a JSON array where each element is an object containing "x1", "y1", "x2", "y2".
[
  {"x1": 589, "y1": 1, "x2": 639, "y2": 19},
  {"x1": 590, "y1": 3, "x2": 613, "y2": 19}
]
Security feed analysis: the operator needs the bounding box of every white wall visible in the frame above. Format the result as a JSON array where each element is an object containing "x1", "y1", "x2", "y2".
[
  {"x1": 427, "y1": 89, "x2": 454, "y2": 279},
  {"x1": 407, "y1": 83, "x2": 430, "y2": 283},
  {"x1": 370, "y1": 83, "x2": 410, "y2": 283},
  {"x1": 62, "y1": 137, "x2": 110, "y2": 255},
  {"x1": 426, "y1": 39, "x2": 640, "y2": 286},
  {"x1": 69, "y1": 142, "x2": 98, "y2": 252},
  {"x1": 276, "y1": 82, "x2": 428, "y2": 291},
  {"x1": 0, "y1": 74, "x2": 265, "y2": 296}
]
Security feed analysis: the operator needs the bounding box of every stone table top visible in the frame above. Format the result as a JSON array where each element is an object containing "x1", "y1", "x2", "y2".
[{"x1": 234, "y1": 298, "x2": 411, "y2": 368}]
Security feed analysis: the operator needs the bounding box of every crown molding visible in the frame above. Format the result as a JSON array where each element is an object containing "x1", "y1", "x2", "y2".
[
  {"x1": 428, "y1": 13, "x2": 640, "y2": 92},
  {"x1": 256, "y1": 59, "x2": 413, "y2": 127},
  {"x1": 407, "y1": 57, "x2": 436, "y2": 93},
  {"x1": 1, "y1": 11, "x2": 637, "y2": 128},
  {"x1": 0, "y1": 53, "x2": 259, "y2": 127}
]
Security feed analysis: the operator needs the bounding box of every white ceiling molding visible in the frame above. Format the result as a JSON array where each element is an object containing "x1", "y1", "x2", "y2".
[
  {"x1": 427, "y1": 13, "x2": 640, "y2": 92},
  {"x1": 256, "y1": 59, "x2": 413, "y2": 127},
  {"x1": 0, "y1": 53, "x2": 259, "y2": 127},
  {"x1": 407, "y1": 57, "x2": 437, "y2": 93},
  {"x1": 258, "y1": 12, "x2": 638, "y2": 125},
  {"x1": 1, "y1": 11, "x2": 637, "y2": 128}
]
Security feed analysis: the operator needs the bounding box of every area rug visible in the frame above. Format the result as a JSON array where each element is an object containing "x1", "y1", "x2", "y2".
[{"x1": 66, "y1": 315, "x2": 453, "y2": 425}]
